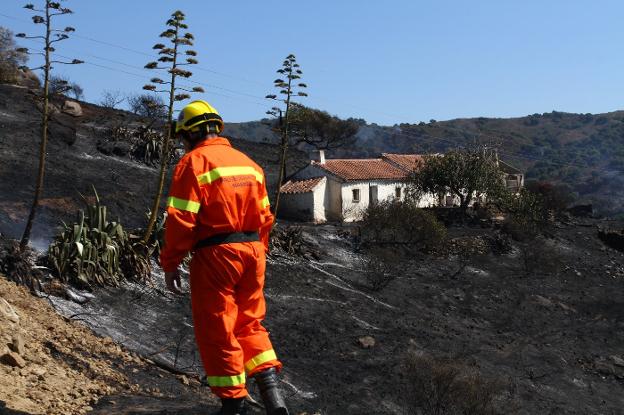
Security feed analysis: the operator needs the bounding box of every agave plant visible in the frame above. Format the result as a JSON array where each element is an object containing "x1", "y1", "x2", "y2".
[
  {"x1": 143, "y1": 209, "x2": 167, "y2": 259},
  {"x1": 47, "y1": 187, "x2": 150, "y2": 287}
]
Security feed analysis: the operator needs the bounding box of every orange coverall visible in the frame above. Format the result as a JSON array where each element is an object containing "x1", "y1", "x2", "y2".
[{"x1": 160, "y1": 137, "x2": 280, "y2": 399}]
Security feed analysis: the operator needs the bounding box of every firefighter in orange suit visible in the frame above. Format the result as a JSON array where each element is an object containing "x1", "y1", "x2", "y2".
[{"x1": 160, "y1": 100, "x2": 289, "y2": 415}]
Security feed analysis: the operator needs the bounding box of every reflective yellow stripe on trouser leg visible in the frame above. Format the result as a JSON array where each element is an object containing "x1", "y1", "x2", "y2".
[
  {"x1": 245, "y1": 349, "x2": 278, "y2": 373},
  {"x1": 205, "y1": 372, "x2": 246, "y2": 387}
]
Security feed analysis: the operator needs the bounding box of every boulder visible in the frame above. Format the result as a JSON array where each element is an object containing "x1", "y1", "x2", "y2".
[
  {"x1": 61, "y1": 100, "x2": 82, "y2": 117},
  {"x1": 357, "y1": 335, "x2": 376, "y2": 349},
  {"x1": 9, "y1": 333, "x2": 25, "y2": 355},
  {"x1": 1, "y1": 351, "x2": 26, "y2": 368}
]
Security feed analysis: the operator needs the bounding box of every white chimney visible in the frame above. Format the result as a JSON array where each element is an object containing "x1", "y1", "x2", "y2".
[{"x1": 311, "y1": 149, "x2": 326, "y2": 164}]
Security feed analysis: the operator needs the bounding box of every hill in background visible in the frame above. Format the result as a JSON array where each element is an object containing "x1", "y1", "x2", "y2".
[{"x1": 229, "y1": 111, "x2": 624, "y2": 217}]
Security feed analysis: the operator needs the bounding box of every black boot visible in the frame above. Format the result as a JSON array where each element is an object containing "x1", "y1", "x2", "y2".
[
  {"x1": 215, "y1": 397, "x2": 247, "y2": 415},
  {"x1": 253, "y1": 368, "x2": 289, "y2": 415}
]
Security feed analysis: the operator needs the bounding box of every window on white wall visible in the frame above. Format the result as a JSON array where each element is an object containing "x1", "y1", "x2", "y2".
[
  {"x1": 352, "y1": 188, "x2": 360, "y2": 203},
  {"x1": 395, "y1": 187, "x2": 401, "y2": 199}
]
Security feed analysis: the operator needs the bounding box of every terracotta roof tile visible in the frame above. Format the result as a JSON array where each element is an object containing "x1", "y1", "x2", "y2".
[
  {"x1": 280, "y1": 177, "x2": 324, "y2": 194},
  {"x1": 312, "y1": 159, "x2": 407, "y2": 181},
  {"x1": 381, "y1": 153, "x2": 425, "y2": 172}
]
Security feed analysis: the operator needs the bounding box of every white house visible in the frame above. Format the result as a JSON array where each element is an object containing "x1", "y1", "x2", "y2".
[
  {"x1": 279, "y1": 151, "x2": 438, "y2": 222},
  {"x1": 279, "y1": 150, "x2": 525, "y2": 223}
]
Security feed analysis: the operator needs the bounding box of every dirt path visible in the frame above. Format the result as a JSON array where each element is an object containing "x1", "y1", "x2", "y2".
[{"x1": 0, "y1": 276, "x2": 220, "y2": 415}]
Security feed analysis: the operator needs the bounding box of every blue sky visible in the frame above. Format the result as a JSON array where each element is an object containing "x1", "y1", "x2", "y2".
[{"x1": 1, "y1": 0, "x2": 623, "y2": 125}]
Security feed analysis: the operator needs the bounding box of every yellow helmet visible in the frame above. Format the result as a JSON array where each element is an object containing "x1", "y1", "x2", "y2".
[{"x1": 175, "y1": 100, "x2": 223, "y2": 136}]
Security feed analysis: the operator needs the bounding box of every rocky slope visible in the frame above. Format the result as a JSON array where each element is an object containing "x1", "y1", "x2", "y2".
[{"x1": 0, "y1": 275, "x2": 220, "y2": 415}]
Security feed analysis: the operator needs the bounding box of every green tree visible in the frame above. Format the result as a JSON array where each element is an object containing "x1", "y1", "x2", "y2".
[
  {"x1": 409, "y1": 148, "x2": 505, "y2": 212},
  {"x1": 0, "y1": 26, "x2": 28, "y2": 83},
  {"x1": 141, "y1": 10, "x2": 204, "y2": 243},
  {"x1": 266, "y1": 54, "x2": 308, "y2": 217},
  {"x1": 17, "y1": 0, "x2": 83, "y2": 250}
]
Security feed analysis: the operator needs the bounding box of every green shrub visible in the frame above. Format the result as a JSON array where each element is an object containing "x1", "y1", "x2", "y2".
[
  {"x1": 498, "y1": 189, "x2": 548, "y2": 241},
  {"x1": 360, "y1": 200, "x2": 446, "y2": 250},
  {"x1": 47, "y1": 188, "x2": 150, "y2": 287}
]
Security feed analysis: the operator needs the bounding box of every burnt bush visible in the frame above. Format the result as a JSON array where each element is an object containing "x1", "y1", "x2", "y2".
[
  {"x1": 519, "y1": 240, "x2": 565, "y2": 277},
  {"x1": 127, "y1": 93, "x2": 166, "y2": 120},
  {"x1": 98, "y1": 124, "x2": 173, "y2": 167},
  {"x1": 403, "y1": 351, "x2": 510, "y2": 415},
  {"x1": 361, "y1": 247, "x2": 402, "y2": 292},
  {"x1": 269, "y1": 225, "x2": 322, "y2": 259},
  {"x1": 0, "y1": 238, "x2": 41, "y2": 291},
  {"x1": 359, "y1": 200, "x2": 446, "y2": 251}
]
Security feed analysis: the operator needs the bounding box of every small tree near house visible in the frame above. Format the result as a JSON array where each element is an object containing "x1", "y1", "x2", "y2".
[
  {"x1": 408, "y1": 147, "x2": 505, "y2": 212},
  {"x1": 266, "y1": 54, "x2": 308, "y2": 218},
  {"x1": 17, "y1": 0, "x2": 83, "y2": 250},
  {"x1": 141, "y1": 10, "x2": 204, "y2": 243}
]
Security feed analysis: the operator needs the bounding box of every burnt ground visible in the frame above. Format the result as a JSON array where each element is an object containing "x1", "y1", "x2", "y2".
[
  {"x1": 260, "y1": 222, "x2": 624, "y2": 414},
  {"x1": 1, "y1": 83, "x2": 624, "y2": 414},
  {"x1": 30, "y1": 219, "x2": 624, "y2": 415},
  {"x1": 0, "y1": 83, "x2": 306, "y2": 246}
]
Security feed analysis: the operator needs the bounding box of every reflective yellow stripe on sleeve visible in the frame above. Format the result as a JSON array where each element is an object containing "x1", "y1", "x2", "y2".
[
  {"x1": 245, "y1": 349, "x2": 277, "y2": 373},
  {"x1": 167, "y1": 196, "x2": 200, "y2": 213},
  {"x1": 196, "y1": 166, "x2": 263, "y2": 185},
  {"x1": 261, "y1": 196, "x2": 270, "y2": 209},
  {"x1": 205, "y1": 372, "x2": 246, "y2": 387}
]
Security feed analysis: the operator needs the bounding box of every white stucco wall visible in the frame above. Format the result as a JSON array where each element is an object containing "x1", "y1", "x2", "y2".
[
  {"x1": 280, "y1": 177, "x2": 327, "y2": 222},
  {"x1": 312, "y1": 179, "x2": 327, "y2": 223},
  {"x1": 292, "y1": 165, "x2": 342, "y2": 221},
  {"x1": 325, "y1": 177, "x2": 343, "y2": 221},
  {"x1": 340, "y1": 180, "x2": 408, "y2": 221}
]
